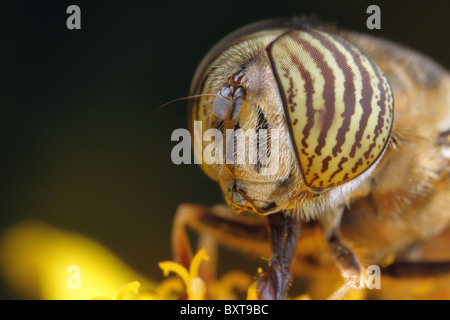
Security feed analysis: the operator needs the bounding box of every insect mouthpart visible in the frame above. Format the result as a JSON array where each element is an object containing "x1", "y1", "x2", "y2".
[{"x1": 227, "y1": 180, "x2": 278, "y2": 214}]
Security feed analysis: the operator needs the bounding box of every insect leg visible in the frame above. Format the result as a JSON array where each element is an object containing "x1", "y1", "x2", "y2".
[
  {"x1": 172, "y1": 204, "x2": 200, "y2": 269},
  {"x1": 326, "y1": 232, "x2": 361, "y2": 300},
  {"x1": 172, "y1": 204, "x2": 270, "y2": 284},
  {"x1": 257, "y1": 212, "x2": 301, "y2": 300}
]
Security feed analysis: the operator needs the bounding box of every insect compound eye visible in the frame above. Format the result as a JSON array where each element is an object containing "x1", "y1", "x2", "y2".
[
  {"x1": 212, "y1": 85, "x2": 246, "y2": 120},
  {"x1": 267, "y1": 29, "x2": 394, "y2": 189}
]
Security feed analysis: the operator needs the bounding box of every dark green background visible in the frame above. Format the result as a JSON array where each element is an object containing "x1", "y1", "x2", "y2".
[{"x1": 1, "y1": 0, "x2": 449, "y2": 298}]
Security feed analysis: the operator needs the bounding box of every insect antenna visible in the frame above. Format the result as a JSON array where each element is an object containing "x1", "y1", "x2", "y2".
[{"x1": 156, "y1": 94, "x2": 216, "y2": 110}]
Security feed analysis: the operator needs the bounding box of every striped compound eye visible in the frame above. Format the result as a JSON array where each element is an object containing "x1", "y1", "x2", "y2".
[{"x1": 268, "y1": 30, "x2": 394, "y2": 189}]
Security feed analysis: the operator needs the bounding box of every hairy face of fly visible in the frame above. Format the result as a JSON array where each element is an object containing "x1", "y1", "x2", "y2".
[
  {"x1": 215, "y1": 109, "x2": 301, "y2": 215},
  {"x1": 196, "y1": 41, "x2": 366, "y2": 217},
  {"x1": 205, "y1": 49, "x2": 310, "y2": 215}
]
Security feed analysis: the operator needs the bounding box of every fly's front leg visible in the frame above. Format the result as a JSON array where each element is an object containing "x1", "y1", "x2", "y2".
[
  {"x1": 320, "y1": 206, "x2": 362, "y2": 300},
  {"x1": 257, "y1": 212, "x2": 301, "y2": 300},
  {"x1": 326, "y1": 231, "x2": 361, "y2": 300},
  {"x1": 172, "y1": 204, "x2": 270, "y2": 285}
]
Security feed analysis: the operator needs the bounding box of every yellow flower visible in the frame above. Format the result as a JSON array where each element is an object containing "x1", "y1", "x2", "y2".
[
  {"x1": 246, "y1": 281, "x2": 259, "y2": 300},
  {"x1": 92, "y1": 281, "x2": 145, "y2": 300},
  {"x1": 246, "y1": 267, "x2": 263, "y2": 300},
  {"x1": 93, "y1": 279, "x2": 185, "y2": 300},
  {"x1": 210, "y1": 271, "x2": 252, "y2": 300},
  {"x1": 0, "y1": 221, "x2": 255, "y2": 300},
  {"x1": 0, "y1": 221, "x2": 156, "y2": 299},
  {"x1": 158, "y1": 248, "x2": 209, "y2": 300}
]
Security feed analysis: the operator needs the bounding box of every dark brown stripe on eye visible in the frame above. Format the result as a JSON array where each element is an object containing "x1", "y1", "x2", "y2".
[
  {"x1": 293, "y1": 36, "x2": 336, "y2": 157},
  {"x1": 310, "y1": 173, "x2": 320, "y2": 185},
  {"x1": 363, "y1": 60, "x2": 387, "y2": 160},
  {"x1": 321, "y1": 155, "x2": 332, "y2": 173},
  {"x1": 310, "y1": 31, "x2": 356, "y2": 158},
  {"x1": 280, "y1": 66, "x2": 297, "y2": 113},
  {"x1": 351, "y1": 158, "x2": 363, "y2": 173},
  {"x1": 336, "y1": 40, "x2": 373, "y2": 159},
  {"x1": 290, "y1": 55, "x2": 315, "y2": 149},
  {"x1": 328, "y1": 156, "x2": 348, "y2": 182}
]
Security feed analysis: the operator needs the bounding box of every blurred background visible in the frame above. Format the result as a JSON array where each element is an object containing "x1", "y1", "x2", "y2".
[{"x1": 0, "y1": 0, "x2": 449, "y2": 299}]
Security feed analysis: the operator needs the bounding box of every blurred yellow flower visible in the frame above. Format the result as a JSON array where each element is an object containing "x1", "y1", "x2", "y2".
[
  {"x1": 0, "y1": 221, "x2": 254, "y2": 300},
  {"x1": 0, "y1": 221, "x2": 156, "y2": 299},
  {"x1": 3, "y1": 220, "x2": 447, "y2": 300},
  {"x1": 92, "y1": 279, "x2": 185, "y2": 300}
]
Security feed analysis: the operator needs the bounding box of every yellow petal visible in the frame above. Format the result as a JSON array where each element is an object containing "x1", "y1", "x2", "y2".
[
  {"x1": 210, "y1": 271, "x2": 252, "y2": 300},
  {"x1": 158, "y1": 261, "x2": 191, "y2": 290},
  {"x1": 0, "y1": 221, "x2": 156, "y2": 299},
  {"x1": 189, "y1": 248, "x2": 209, "y2": 279},
  {"x1": 156, "y1": 277, "x2": 184, "y2": 299},
  {"x1": 246, "y1": 281, "x2": 259, "y2": 300},
  {"x1": 188, "y1": 277, "x2": 206, "y2": 300},
  {"x1": 158, "y1": 248, "x2": 209, "y2": 300},
  {"x1": 116, "y1": 281, "x2": 140, "y2": 300}
]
